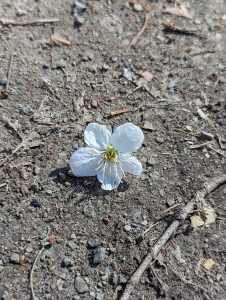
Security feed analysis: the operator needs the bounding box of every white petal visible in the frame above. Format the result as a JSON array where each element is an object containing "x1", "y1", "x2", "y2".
[
  {"x1": 84, "y1": 123, "x2": 111, "y2": 150},
  {"x1": 97, "y1": 162, "x2": 123, "y2": 190},
  {"x1": 69, "y1": 147, "x2": 102, "y2": 177},
  {"x1": 119, "y1": 153, "x2": 143, "y2": 175},
  {"x1": 111, "y1": 123, "x2": 144, "y2": 153}
]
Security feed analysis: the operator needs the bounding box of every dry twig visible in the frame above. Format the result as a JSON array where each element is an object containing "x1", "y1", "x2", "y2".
[
  {"x1": 30, "y1": 228, "x2": 50, "y2": 300},
  {"x1": 119, "y1": 175, "x2": 226, "y2": 300},
  {"x1": 109, "y1": 108, "x2": 130, "y2": 117},
  {"x1": 126, "y1": 9, "x2": 150, "y2": 51},
  {"x1": 0, "y1": 18, "x2": 59, "y2": 26},
  {"x1": 6, "y1": 52, "x2": 14, "y2": 91}
]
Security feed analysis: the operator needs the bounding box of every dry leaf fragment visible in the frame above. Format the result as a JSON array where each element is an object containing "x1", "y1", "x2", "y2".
[
  {"x1": 200, "y1": 203, "x2": 216, "y2": 226},
  {"x1": 203, "y1": 258, "x2": 215, "y2": 270},
  {"x1": 190, "y1": 215, "x2": 204, "y2": 229},
  {"x1": 164, "y1": 4, "x2": 192, "y2": 20}
]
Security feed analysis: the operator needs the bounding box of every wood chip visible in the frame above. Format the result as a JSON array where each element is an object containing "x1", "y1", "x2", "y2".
[
  {"x1": 0, "y1": 18, "x2": 60, "y2": 26},
  {"x1": 52, "y1": 34, "x2": 72, "y2": 46},
  {"x1": 203, "y1": 258, "x2": 215, "y2": 270},
  {"x1": 164, "y1": 4, "x2": 192, "y2": 20},
  {"x1": 109, "y1": 108, "x2": 130, "y2": 117}
]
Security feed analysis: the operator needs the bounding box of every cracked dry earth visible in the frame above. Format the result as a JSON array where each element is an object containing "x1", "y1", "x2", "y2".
[{"x1": 0, "y1": 0, "x2": 226, "y2": 300}]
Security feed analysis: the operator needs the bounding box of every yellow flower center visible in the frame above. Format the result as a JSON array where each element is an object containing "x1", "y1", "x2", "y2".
[{"x1": 103, "y1": 147, "x2": 118, "y2": 163}]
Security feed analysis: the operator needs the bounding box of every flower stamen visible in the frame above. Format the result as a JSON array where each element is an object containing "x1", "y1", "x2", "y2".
[{"x1": 103, "y1": 147, "x2": 118, "y2": 163}]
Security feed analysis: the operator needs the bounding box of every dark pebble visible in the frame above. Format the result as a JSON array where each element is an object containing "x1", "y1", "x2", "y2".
[
  {"x1": 31, "y1": 198, "x2": 43, "y2": 208},
  {"x1": 58, "y1": 171, "x2": 66, "y2": 181}
]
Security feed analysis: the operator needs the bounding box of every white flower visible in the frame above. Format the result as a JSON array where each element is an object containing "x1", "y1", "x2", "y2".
[{"x1": 69, "y1": 123, "x2": 144, "y2": 190}]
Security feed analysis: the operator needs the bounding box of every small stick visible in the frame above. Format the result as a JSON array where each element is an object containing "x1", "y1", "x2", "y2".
[
  {"x1": 52, "y1": 34, "x2": 72, "y2": 46},
  {"x1": 119, "y1": 174, "x2": 226, "y2": 300},
  {"x1": 109, "y1": 108, "x2": 130, "y2": 117},
  {"x1": 30, "y1": 228, "x2": 50, "y2": 300},
  {"x1": 6, "y1": 52, "x2": 14, "y2": 91},
  {"x1": 163, "y1": 203, "x2": 181, "y2": 214},
  {"x1": 189, "y1": 141, "x2": 212, "y2": 149},
  {"x1": 142, "y1": 221, "x2": 159, "y2": 237},
  {"x1": 0, "y1": 18, "x2": 60, "y2": 26},
  {"x1": 126, "y1": 10, "x2": 150, "y2": 51}
]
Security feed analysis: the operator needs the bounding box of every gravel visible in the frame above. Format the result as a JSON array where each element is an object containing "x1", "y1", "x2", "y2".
[
  {"x1": 93, "y1": 247, "x2": 106, "y2": 264},
  {"x1": 74, "y1": 276, "x2": 89, "y2": 294}
]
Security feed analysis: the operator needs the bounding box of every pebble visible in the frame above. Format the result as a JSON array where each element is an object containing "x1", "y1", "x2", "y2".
[
  {"x1": 67, "y1": 240, "x2": 77, "y2": 250},
  {"x1": 30, "y1": 183, "x2": 39, "y2": 192},
  {"x1": 124, "y1": 224, "x2": 132, "y2": 232},
  {"x1": 132, "y1": 211, "x2": 143, "y2": 223},
  {"x1": 143, "y1": 121, "x2": 154, "y2": 131},
  {"x1": 10, "y1": 253, "x2": 20, "y2": 264},
  {"x1": 74, "y1": 276, "x2": 89, "y2": 294},
  {"x1": 93, "y1": 247, "x2": 106, "y2": 264},
  {"x1": 62, "y1": 256, "x2": 73, "y2": 267},
  {"x1": 30, "y1": 198, "x2": 43, "y2": 208},
  {"x1": 96, "y1": 293, "x2": 104, "y2": 300},
  {"x1": 73, "y1": 1, "x2": 87, "y2": 14},
  {"x1": 155, "y1": 136, "x2": 164, "y2": 144},
  {"x1": 87, "y1": 236, "x2": 100, "y2": 249},
  {"x1": 20, "y1": 105, "x2": 33, "y2": 116},
  {"x1": 101, "y1": 64, "x2": 109, "y2": 71},
  {"x1": 147, "y1": 158, "x2": 156, "y2": 166},
  {"x1": 167, "y1": 198, "x2": 175, "y2": 207},
  {"x1": 58, "y1": 171, "x2": 66, "y2": 181},
  {"x1": 74, "y1": 16, "x2": 85, "y2": 26},
  {"x1": 33, "y1": 165, "x2": 40, "y2": 175},
  {"x1": 159, "y1": 187, "x2": 165, "y2": 197},
  {"x1": 134, "y1": 3, "x2": 143, "y2": 12},
  {"x1": 216, "y1": 118, "x2": 226, "y2": 126},
  {"x1": 90, "y1": 291, "x2": 96, "y2": 298}
]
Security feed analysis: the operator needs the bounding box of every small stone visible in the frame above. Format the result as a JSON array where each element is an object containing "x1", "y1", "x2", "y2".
[
  {"x1": 10, "y1": 253, "x2": 20, "y2": 264},
  {"x1": 58, "y1": 171, "x2": 66, "y2": 181},
  {"x1": 111, "y1": 57, "x2": 118, "y2": 62},
  {"x1": 155, "y1": 137, "x2": 164, "y2": 144},
  {"x1": 33, "y1": 165, "x2": 40, "y2": 175},
  {"x1": 43, "y1": 63, "x2": 50, "y2": 69},
  {"x1": 74, "y1": 276, "x2": 89, "y2": 294},
  {"x1": 30, "y1": 183, "x2": 39, "y2": 192},
  {"x1": 143, "y1": 121, "x2": 154, "y2": 131},
  {"x1": 73, "y1": 1, "x2": 87, "y2": 14},
  {"x1": 134, "y1": 3, "x2": 143, "y2": 12},
  {"x1": 70, "y1": 233, "x2": 76, "y2": 240},
  {"x1": 167, "y1": 198, "x2": 175, "y2": 207},
  {"x1": 74, "y1": 16, "x2": 85, "y2": 26},
  {"x1": 16, "y1": 9, "x2": 27, "y2": 16},
  {"x1": 140, "y1": 220, "x2": 148, "y2": 226},
  {"x1": 67, "y1": 240, "x2": 77, "y2": 250},
  {"x1": 93, "y1": 247, "x2": 106, "y2": 264},
  {"x1": 20, "y1": 105, "x2": 33, "y2": 116},
  {"x1": 124, "y1": 224, "x2": 132, "y2": 232},
  {"x1": 101, "y1": 64, "x2": 109, "y2": 71},
  {"x1": 87, "y1": 237, "x2": 100, "y2": 249},
  {"x1": 62, "y1": 256, "x2": 73, "y2": 267},
  {"x1": 91, "y1": 99, "x2": 98, "y2": 108},
  {"x1": 59, "y1": 273, "x2": 67, "y2": 280},
  {"x1": 216, "y1": 118, "x2": 226, "y2": 126},
  {"x1": 30, "y1": 198, "x2": 43, "y2": 208},
  {"x1": 90, "y1": 291, "x2": 96, "y2": 298},
  {"x1": 56, "y1": 60, "x2": 67, "y2": 68},
  {"x1": 96, "y1": 293, "x2": 104, "y2": 300},
  {"x1": 147, "y1": 158, "x2": 156, "y2": 166},
  {"x1": 132, "y1": 211, "x2": 143, "y2": 223},
  {"x1": 159, "y1": 187, "x2": 165, "y2": 197}
]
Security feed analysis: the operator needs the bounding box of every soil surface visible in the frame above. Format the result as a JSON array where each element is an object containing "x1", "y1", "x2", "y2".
[{"x1": 0, "y1": 0, "x2": 226, "y2": 300}]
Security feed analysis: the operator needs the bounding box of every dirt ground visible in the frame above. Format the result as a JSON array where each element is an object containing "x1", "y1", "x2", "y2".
[{"x1": 0, "y1": 0, "x2": 226, "y2": 299}]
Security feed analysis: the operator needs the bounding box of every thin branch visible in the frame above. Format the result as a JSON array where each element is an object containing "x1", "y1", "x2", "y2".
[
  {"x1": 6, "y1": 52, "x2": 14, "y2": 91},
  {"x1": 119, "y1": 175, "x2": 226, "y2": 300},
  {"x1": 126, "y1": 11, "x2": 150, "y2": 51},
  {"x1": 0, "y1": 18, "x2": 59, "y2": 26},
  {"x1": 30, "y1": 228, "x2": 50, "y2": 300}
]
